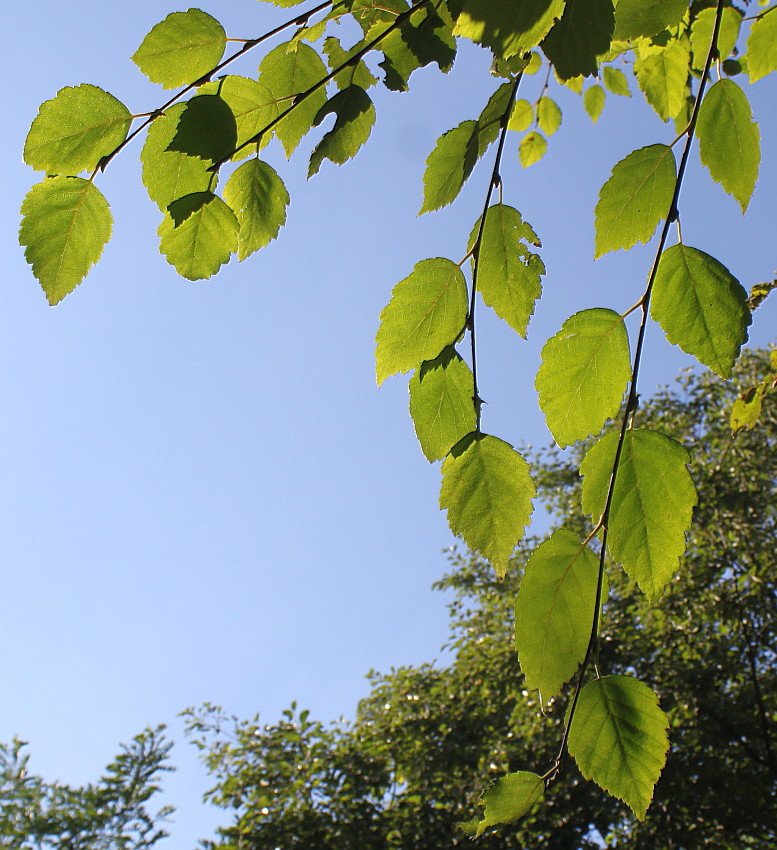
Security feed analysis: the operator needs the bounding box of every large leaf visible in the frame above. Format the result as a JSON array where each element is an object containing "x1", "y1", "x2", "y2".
[
  {"x1": 409, "y1": 347, "x2": 476, "y2": 462},
  {"x1": 223, "y1": 159, "x2": 289, "y2": 261},
  {"x1": 141, "y1": 104, "x2": 213, "y2": 211},
  {"x1": 614, "y1": 0, "x2": 687, "y2": 40},
  {"x1": 542, "y1": 0, "x2": 615, "y2": 79},
  {"x1": 24, "y1": 85, "x2": 132, "y2": 175},
  {"x1": 132, "y1": 9, "x2": 227, "y2": 89},
  {"x1": 747, "y1": 9, "x2": 777, "y2": 84},
  {"x1": 420, "y1": 120, "x2": 478, "y2": 214},
  {"x1": 460, "y1": 772, "x2": 544, "y2": 837},
  {"x1": 200, "y1": 76, "x2": 279, "y2": 159},
  {"x1": 690, "y1": 6, "x2": 741, "y2": 71},
  {"x1": 440, "y1": 433, "x2": 535, "y2": 578},
  {"x1": 634, "y1": 39, "x2": 690, "y2": 122},
  {"x1": 568, "y1": 676, "x2": 669, "y2": 820},
  {"x1": 19, "y1": 176, "x2": 112, "y2": 305},
  {"x1": 454, "y1": 0, "x2": 566, "y2": 60},
  {"x1": 469, "y1": 204, "x2": 545, "y2": 337},
  {"x1": 536, "y1": 308, "x2": 631, "y2": 447},
  {"x1": 696, "y1": 80, "x2": 760, "y2": 213},
  {"x1": 167, "y1": 95, "x2": 238, "y2": 164},
  {"x1": 515, "y1": 529, "x2": 602, "y2": 699},
  {"x1": 258, "y1": 42, "x2": 329, "y2": 157},
  {"x1": 375, "y1": 258, "x2": 468, "y2": 385},
  {"x1": 308, "y1": 86, "x2": 376, "y2": 176},
  {"x1": 474, "y1": 83, "x2": 514, "y2": 156},
  {"x1": 581, "y1": 429, "x2": 696, "y2": 601},
  {"x1": 594, "y1": 144, "x2": 676, "y2": 258},
  {"x1": 158, "y1": 192, "x2": 238, "y2": 280},
  {"x1": 651, "y1": 244, "x2": 751, "y2": 377}
]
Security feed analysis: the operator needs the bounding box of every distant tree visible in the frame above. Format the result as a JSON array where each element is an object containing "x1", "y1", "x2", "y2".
[
  {"x1": 185, "y1": 351, "x2": 777, "y2": 848},
  {"x1": 0, "y1": 727, "x2": 173, "y2": 850}
]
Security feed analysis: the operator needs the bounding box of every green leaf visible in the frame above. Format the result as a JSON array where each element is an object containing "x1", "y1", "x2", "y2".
[
  {"x1": 541, "y1": 0, "x2": 615, "y2": 79},
  {"x1": 167, "y1": 95, "x2": 237, "y2": 163},
  {"x1": 158, "y1": 192, "x2": 239, "y2": 280},
  {"x1": 603, "y1": 66, "x2": 631, "y2": 96},
  {"x1": 454, "y1": 0, "x2": 566, "y2": 60},
  {"x1": 690, "y1": 6, "x2": 742, "y2": 71},
  {"x1": 747, "y1": 9, "x2": 777, "y2": 83},
  {"x1": 323, "y1": 36, "x2": 378, "y2": 90},
  {"x1": 568, "y1": 676, "x2": 669, "y2": 820},
  {"x1": 440, "y1": 433, "x2": 535, "y2": 578},
  {"x1": 24, "y1": 85, "x2": 132, "y2": 175},
  {"x1": 651, "y1": 245, "x2": 751, "y2": 377},
  {"x1": 223, "y1": 159, "x2": 289, "y2": 261},
  {"x1": 132, "y1": 9, "x2": 227, "y2": 89},
  {"x1": 200, "y1": 76, "x2": 279, "y2": 159},
  {"x1": 519, "y1": 131, "x2": 548, "y2": 167},
  {"x1": 375, "y1": 258, "x2": 468, "y2": 385},
  {"x1": 470, "y1": 204, "x2": 545, "y2": 336},
  {"x1": 537, "y1": 97, "x2": 562, "y2": 135},
  {"x1": 409, "y1": 347, "x2": 476, "y2": 462},
  {"x1": 730, "y1": 383, "x2": 768, "y2": 435},
  {"x1": 460, "y1": 772, "x2": 544, "y2": 837},
  {"x1": 508, "y1": 99, "x2": 533, "y2": 131},
  {"x1": 614, "y1": 0, "x2": 687, "y2": 40},
  {"x1": 536, "y1": 308, "x2": 631, "y2": 447},
  {"x1": 583, "y1": 84, "x2": 606, "y2": 121},
  {"x1": 308, "y1": 86, "x2": 376, "y2": 176},
  {"x1": 634, "y1": 39, "x2": 690, "y2": 121},
  {"x1": 515, "y1": 529, "x2": 601, "y2": 699},
  {"x1": 141, "y1": 104, "x2": 213, "y2": 211},
  {"x1": 474, "y1": 83, "x2": 514, "y2": 156},
  {"x1": 581, "y1": 429, "x2": 696, "y2": 600},
  {"x1": 19, "y1": 176, "x2": 112, "y2": 305},
  {"x1": 696, "y1": 80, "x2": 760, "y2": 213},
  {"x1": 420, "y1": 120, "x2": 478, "y2": 214},
  {"x1": 258, "y1": 42, "x2": 329, "y2": 157},
  {"x1": 594, "y1": 144, "x2": 676, "y2": 258}
]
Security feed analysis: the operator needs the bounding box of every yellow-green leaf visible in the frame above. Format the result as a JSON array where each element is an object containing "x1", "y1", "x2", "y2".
[
  {"x1": 583, "y1": 84, "x2": 606, "y2": 121},
  {"x1": 519, "y1": 131, "x2": 548, "y2": 167},
  {"x1": 537, "y1": 97, "x2": 562, "y2": 135},
  {"x1": 508, "y1": 99, "x2": 533, "y2": 131},
  {"x1": 200, "y1": 76, "x2": 279, "y2": 159},
  {"x1": 634, "y1": 39, "x2": 690, "y2": 122},
  {"x1": 604, "y1": 66, "x2": 631, "y2": 96},
  {"x1": 460, "y1": 772, "x2": 544, "y2": 837},
  {"x1": 690, "y1": 6, "x2": 741, "y2": 71},
  {"x1": 747, "y1": 8, "x2": 777, "y2": 83},
  {"x1": 420, "y1": 120, "x2": 478, "y2": 213}
]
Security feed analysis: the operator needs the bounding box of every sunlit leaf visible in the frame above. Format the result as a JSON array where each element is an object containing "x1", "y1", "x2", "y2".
[
  {"x1": 583, "y1": 84, "x2": 605, "y2": 121},
  {"x1": 634, "y1": 39, "x2": 690, "y2": 122},
  {"x1": 747, "y1": 9, "x2": 777, "y2": 83},
  {"x1": 537, "y1": 97, "x2": 562, "y2": 135},
  {"x1": 508, "y1": 99, "x2": 533, "y2": 131},
  {"x1": 614, "y1": 0, "x2": 687, "y2": 40},
  {"x1": 690, "y1": 6, "x2": 742, "y2": 71},
  {"x1": 603, "y1": 66, "x2": 631, "y2": 96},
  {"x1": 519, "y1": 131, "x2": 548, "y2": 167},
  {"x1": 420, "y1": 121, "x2": 478, "y2": 213},
  {"x1": 308, "y1": 86, "x2": 376, "y2": 176},
  {"x1": 475, "y1": 83, "x2": 514, "y2": 155},
  {"x1": 460, "y1": 772, "x2": 544, "y2": 836},
  {"x1": 200, "y1": 76, "x2": 279, "y2": 159},
  {"x1": 323, "y1": 36, "x2": 378, "y2": 91},
  {"x1": 167, "y1": 95, "x2": 237, "y2": 163}
]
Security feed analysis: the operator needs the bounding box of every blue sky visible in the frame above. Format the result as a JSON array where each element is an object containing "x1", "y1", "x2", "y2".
[{"x1": 4, "y1": 2, "x2": 776, "y2": 846}]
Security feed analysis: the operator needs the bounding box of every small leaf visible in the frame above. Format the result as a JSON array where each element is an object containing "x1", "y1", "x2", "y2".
[
  {"x1": 308, "y1": 86, "x2": 376, "y2": 176},
  {"x1": 475, "y1": 82, "x2": 514, "y2": 156},
  {"x1": 420, "y1": 120, "x2": 478, "y2": 213},
  {"x1": 454, "y1": 0, "x2": 566, "y2": 60},
  {"x1": 470, "y1": 204, "x2": 545, "y2": 337},
  {"x1": 519, "y1": 131, "x2": 548, "y2": 167},
  {"x1": 132, "y1": 9, "x2": 227, "y2": 89},
  {"x1": 167, "y1": 95, "x2": 238, "y2": 163},
  {"x1": 409, "y1": 347, "x2": 476, "y2": 462},
  {"x1": 581, "y1": 429, "x2": 696, "y2": 601},
  {"x1": 730, "y1": 383, "x2": 768, "y2": 435},
  {"x1": 651, "y1": 244, "x2": 751, "y2": 377},
  {"x1": 542, "y1": 0, "x2": 615, "y2": 79},
  {"x1": 583, "y1": 84, "x2": 606, "y2": 122},
  {"x1": 536, "y1": 308, "x2": 631, "y2": 447},
  {"x1": 223, "y1": 159, "x2": 289, "y2": 260},
  {"x1": 634, "y1": 39, "x2": 691, "y2": 122},
  {"x1": 460, "y1": 772, "x2": 544, "y2": 836},
  {"x1": 568, "y1": 676, "x2": 669, "y2": 821},
  {"x1": 697, "y1": 80, "x2": 760, "y2": 213},
  {"x1": 24, "y1": 85, "x2": 132, "y2": 175},
  {"x1": 515, "y1": 529, "x2": 602, "y2": 699},
  {"x1": 594, "y1": 144, "x2": 676, "y2": 258},
  {"x1": 19, "y1": 176, "x2": 112, "y2": 304},
  {"x1": 440, "y1": 433, "x2": 535, "y2": 578},
  {"x1": 604, "y1": 66, "x2": 631, "y2": 96},
  {"x1": 158, "y1": 192, "x2": 239, "y2": 280},
  {"x1": 614, "y1": 0, "x2": 687, "y2": 40},
  {"x1": 747, "y1": 9, "x2": 777, "y2": 83},
  {"x1": 375, "y1": 258, "x2": 468, "y2": 385},
  {"x1": 508, "y1": 99, "x2": 533, "y2": 131},
  {"x1": 537, "y1": 97, "x2": 562, "y2": 135}
]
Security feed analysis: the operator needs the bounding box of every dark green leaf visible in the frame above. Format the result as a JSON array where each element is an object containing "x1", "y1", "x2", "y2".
[
  {"x1": 308, "y1": 86, "x2": 376, "y2": 176},
  {"x1": 454, "y1": 0, "x2": 565, "y2": 59},
  {"x1": 542, "y1": 0, "x2": 615, "y2": 79},
  {"x1": 322, "y1": 36, "x2": 378, "y2": 90},
  {"x1": 200, "y1": 76, "x2": 279, "y2": 159},
  {"x1": 167, "y1": 95, "x2": 237, "y2": 163},
  {"x1": 614, "y1": 0, "x2": 687, "y2": 40}
]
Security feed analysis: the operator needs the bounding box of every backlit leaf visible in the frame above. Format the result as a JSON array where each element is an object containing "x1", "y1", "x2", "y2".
[
  {"x1": 581, "y1": 429, "x2": 696, "y2": 601},
  {"x1": 200, "y1": 76, "x2": 279, "y2": 159},
  {"x1": 132, "y1": 9, "x2": 227, "y2": 89},
  {"x1": 470, "y1": 204, "x2": 545, "y2": 336},
  {"x1": 376, "y1": 258, "x2": 468, "y2": 385},
  {"x1": 308, "y1": 86, "x2": 376, "y2": 176},
  {"x1": 454, "y1": 0, "x2": 566, "y2": 60},
  {"x1": 614, "y1": 0, "x2": 687, "y2": 40},
  {"x1": 634, "y1": 39, "x2": 690, "y2": 121},
  {"x1": 583, "y1": 84, "x2": 606, "y2": 121},
  {"x1": 652, "y1": 244, "x2": 751, "y2": 377},
  {"x1": 594, "y1": 144, "x2": 675, "y2": 258},
  {"x1": 440, "y1": 433, "x2": 535, "y2": 578},
  {"x1": 690, "y1": 6, "x2": 742, "y2": 71},
  {"x1": 323, "y1": 36, "x2": 378, "y2": 91},
  {"x1": 409, "y1": 347, "x2": 476, "y2": 462},
  {"x1": 730, "y1": 383, "x2": 768, "y2": 435},
  {"x1": 515, "y1": 529, "x2": 602, "y2": 699},
  {"x1": 519, "y1": 131, "x2": 548, "y2": 167},
  {"x1": 167, "y1": 95, "x2": 237, "y2": 164},
  {"x1": 158, "y1": 192, "x2": 238, "y2": 280},
  {"x1": 697, "y1": 80, "x2": 760, "y2": 213},
  {"x1": 420, "y1": 120, "x2": 478, "y2": 213},
  {"x1": 542, "y1": 0, "x2": 615, "y2": 79},
  {"x1": 604, "y1": 66, "x2": 631, "y2": 96},
  {"x1": 568, "y1": 676, "x2": 669, "y2": 820},
  {"x1": 747, "y1": 9, "x2": 777, "y2": 83},
  {"x1": 537, "y1": 97, "x2": 562, "y2": 135},
  {"x1": 460, "y1": 772, "x2": 544, "y2": 836},
  {"x1": 508, "y1": 99, "x2": 533, "y2": 131},
  {"x1": 24, "y1": 85, "x2": 132, "y2": 175},
  {"x1": 475, "y1": 83, "x2": 514, "y2": 156},
  {"x1": 536, "y1": 308, "x2": 630, "y2": 447},
  {"x1": 19, "y1": 176, "x2": 112, "y2": 305},
  {"x1": 223, "y1": 159, "x2": 289, "y2": 260}
]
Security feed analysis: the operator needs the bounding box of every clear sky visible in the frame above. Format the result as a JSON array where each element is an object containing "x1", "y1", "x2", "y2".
[{"x1": 4, "y1": 2, "x2": 776, "y2": 847}]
